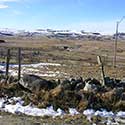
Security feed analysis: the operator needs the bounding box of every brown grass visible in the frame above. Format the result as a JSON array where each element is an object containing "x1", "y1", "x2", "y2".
[{"x1": 0, "y1": 37, "x2": 125, "y2": 79}]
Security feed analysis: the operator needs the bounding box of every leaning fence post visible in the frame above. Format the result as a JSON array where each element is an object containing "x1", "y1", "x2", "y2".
[
  {"x1": 18, "y1": 48, "x2": 21, "y2": 81},
  {"x1": 5, "y1": 49, "x2": 10, "y2": 82},
  {"x1": 97, "y1": 56, "x2": 105, "y2": 86}
]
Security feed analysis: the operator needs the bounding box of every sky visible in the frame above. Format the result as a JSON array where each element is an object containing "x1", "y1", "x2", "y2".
[{"x1": 0, "y1": 0, "x2": 125, "y2": 34}]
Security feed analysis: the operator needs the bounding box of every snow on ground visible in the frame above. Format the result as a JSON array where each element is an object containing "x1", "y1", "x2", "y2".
[
  {"x1": 0, "y1": 63, "x2": 67, "y2": 78},
  {"x1": 83, "y1": 109, "x2": 125, "y2": 124},
  {"x1": 69, "y1": 108, "x2": 79, "y2": 116},
  {"x1": 83, "y1": 109, "x2": 115, "y2": 120},
  {"x1": 0, "y1": 97, "x2": 66, "y2": 117},
  {"x1": 0, "y1": 97, "x2": 125, "y2": 121}
]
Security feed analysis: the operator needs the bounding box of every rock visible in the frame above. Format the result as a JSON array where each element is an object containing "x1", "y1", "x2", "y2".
[
  {"x1": 104, "y1": 77, "x2": 118, "y2": 88},
  {"x1": 70, "y1": 77, "x2": 84, "y2": 90},
  {"x1": 61, "y1": 77, "x2": 84, "y2": 91},
  {"x1": 61, "y1": 79, "x2": 72, "y2": 90},
  {"x1": 84, "y1": 78, "x2": 101, "y2": 86},
  {"x1": 117, "y1": 79, "x2": 125, "y2": 88},
  {"x1": 84, "y1": 82, "x2": 96, "y2": 92},
  {"x1": 115, "y1": 87, "x2": 124, "y2": 96},
  {"x1": 75, "y1": 82, "x2": 85, "y2": 91},
  {"x1": 83, "y1": 78, "x2": 102, "y2": 92},
  {"x1": 22, "y1": 74, "x2": 41, "y2": 84},
  {"x1": 121, "y1": 92, "x2": 125, "y2": 100},
  {"x1": 60, "y1": 78, "x2": 101, "y2": 92},
  {"x1": 20, "y1": 74, "x2": 57, "y2": 91}
]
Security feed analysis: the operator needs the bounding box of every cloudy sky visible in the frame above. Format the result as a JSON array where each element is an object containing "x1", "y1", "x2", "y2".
[{"x1": 0, "y1": 0, "x2": 125, "y2": 34}]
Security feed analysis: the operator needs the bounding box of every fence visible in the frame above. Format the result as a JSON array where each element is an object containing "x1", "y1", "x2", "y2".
[{"x1": 0, "y1": 46, "x2": 124, "y2": 82}]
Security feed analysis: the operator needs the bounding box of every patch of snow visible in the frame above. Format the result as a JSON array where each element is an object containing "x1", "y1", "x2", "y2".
[
  {"x1": 0, "y1": 65, "x2": 4, "y2": 69},
  {"x1": 69, "y1": 108, "x2": 79, "y2": 116},
  {"x1": 9, "y1": 63, "x2": 61, "y2": 68},
  {"x1": 0, "y1": 63, "x2": 64, "y2": 78},
  {"x1": 0, "y1": 98, "x2": 5, "y2": 108},
  {"x1": 116, "y1": 111, "x2": 125, "y2": 118},
  {"x1": 22, "y1": 68, "x2": 40, "y2": 72},
  {"x1": 0, "y1": 97, "x2": 66, "y2": 117},
  {"x1": 83, "y1": 109, "x2": 95, "y2": 116},
  {"x1": 94, "y1": 110, "x2": 114, "y2": 117},
  {"x1": 55, "y1": 108, "x2": 65, "y2": 117},
  {"x1": 0, "y1": 97, "x2": 125, "y2": 125},
  {"x1": 83, "y1": 109, "x2": 115, "y2": 118},
  {"x1": 8, "y1": 97, "x2": 24, "y2": 105},
  {"x1": 83, "y1": 109, "x2": 95, "y2": 121},
  {"x1": 9, "y1": 70, "x2": 18, "y2": 76}
]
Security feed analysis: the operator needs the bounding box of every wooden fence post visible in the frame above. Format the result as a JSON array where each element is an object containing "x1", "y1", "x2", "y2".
[
  {"x1": 97, "y1": 56, "x2": 105, "y2": 86},
  {"x1": 18, "y1": 48, "x2": 21, "y2": 81},
  {"x1": 6, "y1": 49, "x2": 10, "y2": 82}
]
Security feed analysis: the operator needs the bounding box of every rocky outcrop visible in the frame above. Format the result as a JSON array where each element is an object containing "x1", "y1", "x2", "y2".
[
  {"x1": 19, "y1": 74, "x2": 57, "y2": 91},
  {"x1": 1, "y1": 74, "x2": 125, "y2": 112}
]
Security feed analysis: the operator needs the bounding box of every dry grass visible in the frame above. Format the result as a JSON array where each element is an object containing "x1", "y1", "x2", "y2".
[{"x1": 0, "y1": 37, "x2": 125, "y2": 79}]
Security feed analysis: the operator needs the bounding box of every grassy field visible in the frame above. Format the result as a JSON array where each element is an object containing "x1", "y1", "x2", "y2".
[
  {"x1": 0, "y1": 37, "x2": 125, "y2": 125},
  {"x1": 0, "y1": 37, "x2": 125, "y2": 79}
]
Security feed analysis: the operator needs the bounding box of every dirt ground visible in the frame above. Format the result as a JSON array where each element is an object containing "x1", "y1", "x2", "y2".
[
  {"x1": 0, "y1": 112, "x2": 91, "y2": 125},
  {"x1": 0, "y1": 37, "x2": 125, "y2": 79}
]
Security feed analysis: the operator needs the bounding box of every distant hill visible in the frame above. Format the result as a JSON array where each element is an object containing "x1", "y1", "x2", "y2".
[{"x1": 0, "y1": 28, "x2": 125, "y2": 41}]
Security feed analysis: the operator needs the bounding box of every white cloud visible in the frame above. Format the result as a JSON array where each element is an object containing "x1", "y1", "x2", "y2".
[
  {"x1": 0, "y1": 0, "x2": 18, "y2": 2},
  {"x1": 0, "y1": 4, "x2": 8, "y2": 8},
  {"x1": 0, "y1": 0, "x2": 19, "y2": 9}
]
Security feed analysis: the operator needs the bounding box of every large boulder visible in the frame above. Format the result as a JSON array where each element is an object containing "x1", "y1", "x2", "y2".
[
  {"x1": 70, "y1": 77, "x2": 84, "y2": 90},
  {"x1": 19, "y1": 74, "x2": 57, "y2": 91},
  {"x1": 60, "y1": 77, "x2": 84, "y2": 91}
]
